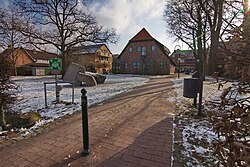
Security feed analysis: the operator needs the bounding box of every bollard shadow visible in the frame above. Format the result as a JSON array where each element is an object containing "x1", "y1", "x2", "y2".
[
  {"x1": 50, "y1": 79, "x2": 174, "y2": 167},
  {"x1": 93, "y1": 116, "x2": 173, "y2": 167},
  {"x1": 50, "y1": 116, "x2": 173, "y2": 167}
]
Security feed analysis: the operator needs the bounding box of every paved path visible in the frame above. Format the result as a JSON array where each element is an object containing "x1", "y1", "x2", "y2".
[{"x1": 0, "y1": 76, "x2": 175, "y2": 167}]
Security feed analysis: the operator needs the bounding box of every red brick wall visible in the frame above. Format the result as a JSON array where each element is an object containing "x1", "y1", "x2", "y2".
[
  {"x1": 119, "y1": 40, "x2": 171, "y2": 75},
  {"x1": 171, "y1": 51, "x2": 196, "y2": 72}
]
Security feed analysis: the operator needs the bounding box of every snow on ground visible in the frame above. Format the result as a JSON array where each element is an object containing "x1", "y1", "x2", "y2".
[
  {"x1": 2, "y1": 73, "x2": 247, "y2": 165},
  {"x1": 7, "y1": 74, "x2": 149, "y2": 134},
  {"x1": 171, "y1": 76, "x2": 234, "y2": 166}
]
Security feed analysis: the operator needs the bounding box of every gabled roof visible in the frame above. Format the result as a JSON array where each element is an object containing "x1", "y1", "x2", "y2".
[
  {"x1": 0, "y1": 47, "x2": 59, "y2": 61},
  {"x1": 130, "y1": 28, "x2": 154, "y2": 42},
  {"x1": 170, "y1": 50, "x2": 195, "y2": 61},
  {"x1": 24, "y1": 48, "x2": 58, "y2": 60},
  {"x1": 118, "y1": 28, "x2": 175, "y2": 66},
  {"x1": 72, "y1": 44, "x2": 112, "y2": 55},
  {"x1": 112, "y1": 54, "x2": 119, "y2": 62},
  {"x1": 176, "y1": 50, "x2": 194, "y2": 56}
]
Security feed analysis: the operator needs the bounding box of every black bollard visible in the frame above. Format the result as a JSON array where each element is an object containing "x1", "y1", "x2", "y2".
[{"x1": 81, "y1": 88, "x2": 90, "y2": 156}]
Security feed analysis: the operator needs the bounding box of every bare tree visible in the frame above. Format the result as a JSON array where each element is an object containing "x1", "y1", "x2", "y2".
[
  {"x1": 163, "y1": 0, "x2": 209, "y2": 74},
  {"x1": 15, "y1": 0, "x2": 119, "y2": 76},
  {"x1": 164, "y1": 0, "x2": 244, "y2": 75},
  {"x1": 210, "y1": 0, "x2": 250, "y2": 80},
  {"x1": 197, "y1": 0, "x2": 224, "y2": 75},
  {"x1": 0, "y1": 4, "x2": 31, "y2": 75}
]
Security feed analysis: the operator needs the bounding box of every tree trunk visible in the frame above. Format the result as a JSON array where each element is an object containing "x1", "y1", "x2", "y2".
[
  {"x1": 60, "y1": 44, "x2": 66, "y2": 78},
  {"x1": 202, "y1": 29, "x2": 208, "y2": 75},
  {"x1": 197, "y1": 8, "x2": 203, "y2": 74},
  {"x1": 201, "y1": 0, "x2": 223, "y2": 75},
  {"x1": 208, "y1": 31, "x2": 220, "y2": 75},
  {"x1": 243, "y1": 2, "x2": 250, "y2": 57},
  {"x1": 0, "y1": 102, "x2": 6, "y2": 129},
  {"x1": 14, "y1": 66, "x2": 17, "y2": 76},
  {"x1": 62, "y1": 55, "x2": 66, "y2": 78}
]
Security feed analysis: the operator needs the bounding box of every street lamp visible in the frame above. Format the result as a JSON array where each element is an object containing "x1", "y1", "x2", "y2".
[
  {"x1": 174, "y1": 45, "x2": 181, "y2": 78},
  {"x1": 178, "y1": 58, "x2": 182, "y2": 78}
]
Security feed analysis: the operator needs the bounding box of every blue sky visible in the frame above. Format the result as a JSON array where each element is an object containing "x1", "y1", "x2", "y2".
[{"x1": 0, "y1": 0, "x2": 179, "y2": 54}]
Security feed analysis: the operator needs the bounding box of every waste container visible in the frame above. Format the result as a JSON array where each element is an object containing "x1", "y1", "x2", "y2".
[
  {"x1": 192, "y1": 71, "x2": 199, "y2": 78},
  {"x1": 183, "y1": 78, "x2": 199, "y2": 98}
]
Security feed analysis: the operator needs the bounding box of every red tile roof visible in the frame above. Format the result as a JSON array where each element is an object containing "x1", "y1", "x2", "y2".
[
  {"x1": 0, "y1": 47, "x2": 59, "y2": 61},
  {"x1": 118, "y1": 28, "x2": 175, "y2": 66},
  {"x1": 130, "y1": 28, "x2": 154, "y2": 42},
  {"x1": 23, "y1": 48, "x2": 59, "y2": 60}
]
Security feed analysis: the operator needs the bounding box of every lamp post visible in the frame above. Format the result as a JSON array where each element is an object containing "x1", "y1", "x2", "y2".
[
  {"x1": 141, "y1": 46, "x2": 147, "y2": 75},
  {"x1": 174, "y1": 45, "x2": 181, "y2": 78},
  {"x1": 178, "y1": 58, "x2": 181, "y2": 78}
]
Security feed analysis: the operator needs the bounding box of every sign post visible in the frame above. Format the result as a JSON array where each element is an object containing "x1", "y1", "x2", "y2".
[{"x1": 49, "y1": 58, "x2": 62, "y2": 103}]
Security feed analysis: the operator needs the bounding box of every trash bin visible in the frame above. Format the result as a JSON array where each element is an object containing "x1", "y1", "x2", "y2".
[
  {"x1": 183, "y1": 78, "x2": 199, "y2": 98},
  {"x1": 192, "y1": 71, "x2": 199, "y2": 78}
]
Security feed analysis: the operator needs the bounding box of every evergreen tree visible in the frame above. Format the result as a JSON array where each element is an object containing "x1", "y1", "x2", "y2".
[{"x1": 0, "y1": 55, "x2": 17, "y2": 129}]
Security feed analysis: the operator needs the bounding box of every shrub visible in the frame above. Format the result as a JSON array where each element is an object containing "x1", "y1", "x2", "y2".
[{"x1": 209, "y1": 81, "x2": 250, "y2": 166}]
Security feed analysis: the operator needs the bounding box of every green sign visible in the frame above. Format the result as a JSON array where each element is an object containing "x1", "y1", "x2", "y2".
[{"x1": 49, "y1": 58, "x2": 62, "y2": 70}]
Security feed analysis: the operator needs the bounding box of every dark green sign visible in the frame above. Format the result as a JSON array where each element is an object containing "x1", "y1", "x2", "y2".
[{"x1": 49, "y1": 58, "x2": 62, "y2": 70}]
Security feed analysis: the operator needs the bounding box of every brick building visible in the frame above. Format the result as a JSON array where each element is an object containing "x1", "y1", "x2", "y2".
[
  {"x1": 0, "y1": 47, "x2": 58, "y2": 75},
  {"x1": 216, "y1": 36, "x2": 247, "y2": 76},
  {"x1": 170, "y1": 50, "x2": 196, "y2": 73},
  {"x1": 117, "y1": 28, "x2": 175, "y2": 75}
]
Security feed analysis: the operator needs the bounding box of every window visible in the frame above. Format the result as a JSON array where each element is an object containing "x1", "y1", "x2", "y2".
[
  {"x1": 186, "y1": 58, "x2": 195, "y2": 63},
  {"x1": 99, "y1": 57, "x2": 108, "y2": 61},
  {"x1": 133, "y1": 46, "x2": 137, "y2": 52},
  {"x1": 137, "y1": 46, "x2": 141, "y2": 52},
  {"x1": 37, "y1": 59, "x2": 48, "y2": 64},
  {"x1": 151, "y1": 45, "x2": 155, "y2": 51},
  {"x1": 141, "y1": 46, "x2": 146, "y2": 56},
  {"x1": 129, "y1": 47, "x2": 132, "y2": 52},
  {"x1": 125, "y1": 62, "x2": 128, "y2": 69},
  {"x1": 133, "y1": 62, "x2": 137, "y2": 69},
  {"x1": 137, "y1": 62, "x2": 140, "y2": 69},
  {"x1": 160, "y1": 62, "x2": 164, "y2": 67}
]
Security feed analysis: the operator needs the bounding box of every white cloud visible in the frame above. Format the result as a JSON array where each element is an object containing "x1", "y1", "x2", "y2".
[
  {"x1": 89, "y1": 0, "x2": 179, "y2": 54},
  {"x1": 89, "y1": 0, "x2": 165, "y2": 34}
]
